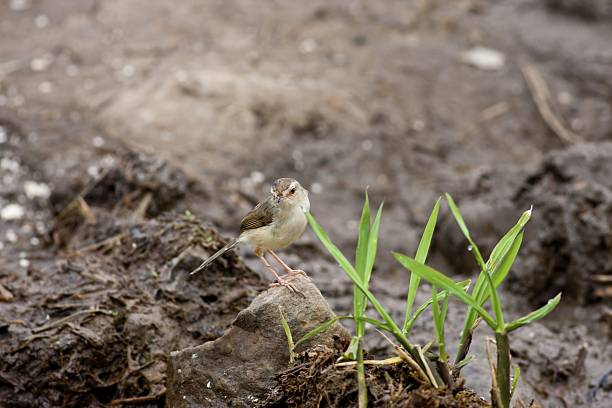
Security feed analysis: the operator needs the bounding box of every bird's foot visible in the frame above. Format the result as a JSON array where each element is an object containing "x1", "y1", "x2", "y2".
[
  {"x1": 280, "y1": 269, "x2": 310, "y2": 281},
  {"x1": 270, "y1": 277, "x2": 303, "y2": 295}
]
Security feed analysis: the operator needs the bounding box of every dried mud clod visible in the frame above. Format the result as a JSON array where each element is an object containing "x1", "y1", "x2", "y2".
[
  {"x1": 0, "y1": 211, "x2": 265, "y2": 406},
  {"x1": 49, "y1": 149, "x2": 191, "y2": 247},
  {"x1": 0, "y1": 131, "x2": 266, "y2": 406},
  {"x1": 512, "y1": 142, "x2": 612, "y2": 303},
  {"x1": 263, "y1": 345, "x2": 489, "y2": 408}
]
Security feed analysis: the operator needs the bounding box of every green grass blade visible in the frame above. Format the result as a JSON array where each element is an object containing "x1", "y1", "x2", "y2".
[
  {"x1": 365, "y1": 202, "x2": 383, "y2": 286},
  {"x1": 505, "y1": 293, "x2": 561, "y2": 332},
  {"x1": 440, "y1": 290, "x2": 450, "y2": 324},
  {"x1": 486, "y1": 208, "x2": 531, "y2": 277},
  {"x1": 307, "y1": 212, "x2": 418, "y2": 355},
  {"x1": 354, "y1": 194, "x2": 371, "y2": 338},
  {"x1": 406, "y1": 279, "x2": 471, "y2": 332},
  {"x1": 445, "y1": 193, "x2": 486, "y2": 270},
  {"x1": 355, "y1": 192, "x2": 371, "y2": 279},
  {"x1": 510, "y1": 365, "x2": 521, "y2": 398},
  {"x1": 279, "y1": 306, "x2": 296, "y2": 365},
  {"x1": 294, "y1": 316, "x2": 344, "y2": 348},
  {"x1": 457, "y1": 220, "x2": 527, "y2": 363},
  {"x1": 403, "y1": 280, "x2": 470, "y2": 334},
  {"x1": 450, "y1": 198, "x2": 531, "y2": 361},
  {"x1": 307, "y1": 212, "x2": 361, "y2": 282},
  {"x1": 455, "y1": 355, "x2": 474, "y2": 371},
  {"x1": 393, "y1": 253, "x2": 497, "y2": 328},
  {"x1": 343, "y1": 336, "x2": 360, "y2": 360},
  {"x1": 431, "y1": 284, "x2": 447, "y2": 361},
  {"x1": 295, "y1": 315, "x2": 389, "y2": 350},
  {"x1": 404, "y1": 198, "x2": 441, "y2": 332},
  {"x1": 484, "y1": 267, "x2": 504, "y2": 329}
]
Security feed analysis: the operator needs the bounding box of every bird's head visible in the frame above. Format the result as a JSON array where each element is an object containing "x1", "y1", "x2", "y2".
[{"x1": 271, "y1": 178, "x2": 310, "y2": 212}]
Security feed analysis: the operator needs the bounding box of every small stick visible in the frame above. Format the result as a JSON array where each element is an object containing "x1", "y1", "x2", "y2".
[
  {"x1": 521, "y1": 63, "x2": 582, "y2": 145},
  {"x1": 335, "y1": 356, "x2": 403, "y2": 367},
  {"x1": 417, "y1": 345, "x2": 439, "y2": 388},
  {"x1": 110, "y1": 388, "x2": 166, "y2": 406},
  {"x1": 130, "y1": 192, "x2": 153, "y2": 221},
  {"x1": 394, "y1": 346, "x2": 430, "y2": 385},
  {"x1": 71, "y1": 233, "x2": 125, "y2": 254},
  {"x1": 591, "y1": 274, "x2": 612, "y2": 283},
  {"x1": 32, "y1": 309, "x2": 116, "y2": 333}
]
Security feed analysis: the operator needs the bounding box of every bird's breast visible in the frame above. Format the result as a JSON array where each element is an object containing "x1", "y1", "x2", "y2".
[{"x1": 271, "y1": 207, "x2": 307, "y2": 249}]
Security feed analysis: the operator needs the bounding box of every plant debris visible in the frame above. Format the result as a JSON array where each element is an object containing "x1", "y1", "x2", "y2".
[{"x1": 263, "y1": 345, "x2": 489, "y2": 408}]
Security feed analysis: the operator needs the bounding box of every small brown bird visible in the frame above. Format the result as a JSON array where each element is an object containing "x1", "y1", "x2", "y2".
[{"x1": 190, "y1": 178, "x2": 310, "y2": 292}]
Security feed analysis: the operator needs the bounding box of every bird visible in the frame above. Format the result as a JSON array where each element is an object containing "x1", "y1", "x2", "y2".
[{"x1": 190, "y1": 178, "x2": 310, "y2": 292}]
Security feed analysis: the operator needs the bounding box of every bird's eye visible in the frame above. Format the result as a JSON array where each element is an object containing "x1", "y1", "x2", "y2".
[{"x1": 290, "y1": 187, "x2": 296, "y2": 194}]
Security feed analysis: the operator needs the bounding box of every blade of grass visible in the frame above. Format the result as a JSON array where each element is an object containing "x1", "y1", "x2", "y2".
[
  {"x1": 510, "y1": 365, "x2": 520, "y2": 398},
  {"x1": 505, "y1": 293, "x2": 561, "y2": 332},
  {"x1": 365, "y1": 203, "x2": 383, "y2": 288},
  {"x1": 444, "y1": 193, "x2": 486, "y2": 270},
  {"x1": 278, "y1": 306, "x2": 296, "y2": 365},
  {"x1": 403, "y1": 198, "x2": 441, "y2": 333},
  {"x1": 343, "y1": 336, "x2": 361, "y2": 360},
  {"x1": 393, "y1": 253, "x2": 497, "y2": 328},
  {"x1": 430, "y1": 284, "x2": 447, "y2": 361},
  {"x1": 354, "y1": 193, "x2": 371, "y2": 340},
  {"x1": 403, "y1": 280, "x2": 470, "y2": 334},
  {"x1": 445, "y1": 194, "x2": 505, "y2": 327},
  {"x1": 308, "y1": 212, "x2": 439, "y2": 379},
  {"x1": 455, "y1": 206, "x2": 530, "y2": 365},
  {"x1": 294, "y1": 315, "x2": 389, "y2": 349},
  {"x1": 353, "y1": 194, "x2": 373, "y2": 408},
  {"x1": 307, "y1": 212, "x2": 404, "y2": 346},
  {"x1": 456, "y1": 231, "x2": 523, "y2": 365}
]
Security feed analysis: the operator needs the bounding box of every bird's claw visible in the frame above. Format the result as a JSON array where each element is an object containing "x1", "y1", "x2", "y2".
[
  {"x1": 270, "y1": 277, "x2": 304, "y2": 296},
  {"x1": 281, "y1": 269, "x2": 310, "y2": 281}
]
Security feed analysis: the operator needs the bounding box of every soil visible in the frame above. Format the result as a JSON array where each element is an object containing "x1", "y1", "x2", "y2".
[
  {"x1": 264, "y1": 345, "x2": 490, "y2": 408},
  {"x1": 1, "y1": 0, "x2": 611, "y2": 407}
]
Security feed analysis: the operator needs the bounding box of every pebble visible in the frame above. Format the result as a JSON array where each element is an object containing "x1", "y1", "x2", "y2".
[
  {"x1": 461, "y1": 46, "x2": 505, "y2": 71},
  {"x1": 1, "y1": 203, "x2": 25, "y2": 220},
  {"x1": 24, "y1": 181, "x2": 50, "y2": 199}
]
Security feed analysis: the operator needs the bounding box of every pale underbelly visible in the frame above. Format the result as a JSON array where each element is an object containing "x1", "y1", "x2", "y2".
[{"x1": 242, "y1": 215, "x2": 307, "y2": 250}]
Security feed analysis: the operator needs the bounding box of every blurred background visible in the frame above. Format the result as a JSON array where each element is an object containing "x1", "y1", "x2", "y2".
[{"x1": 1, "y1": 0, "x2": 611, "y2": 406}]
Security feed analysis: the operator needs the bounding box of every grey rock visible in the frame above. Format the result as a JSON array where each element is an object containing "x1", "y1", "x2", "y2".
[{"x1": 166, "y1": 275, "x2": 350, "y2": 407}]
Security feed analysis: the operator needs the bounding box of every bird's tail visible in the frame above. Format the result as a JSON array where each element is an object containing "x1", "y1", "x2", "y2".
[{"x1": 190, "y1": 239, "x2": 239, "y2": 275}]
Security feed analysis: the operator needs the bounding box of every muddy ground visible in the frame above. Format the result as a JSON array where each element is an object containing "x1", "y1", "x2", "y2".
[{"x1": 1, "y1": 0, "x2": 611, "y2": 406}]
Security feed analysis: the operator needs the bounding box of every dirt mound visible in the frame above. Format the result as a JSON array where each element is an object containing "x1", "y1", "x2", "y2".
[
  {"x1": 0, "y1": 135, "x2": 265, "y2": 406},
  {"x1": 512, "y1": 142, "x2": 612, "y2": 303},
  {"x1": 436, "y1": 142, "x2": 612, "y2": 305}
]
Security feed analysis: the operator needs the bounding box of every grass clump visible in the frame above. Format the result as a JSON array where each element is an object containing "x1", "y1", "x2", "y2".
[{"x1": 298, "y1": 192, "x2": 560, "y2": 408}]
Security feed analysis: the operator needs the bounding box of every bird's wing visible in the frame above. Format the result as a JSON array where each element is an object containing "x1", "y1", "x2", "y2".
[{"x1": 240, "y1": 197, "x2": 275, "y2": 233}]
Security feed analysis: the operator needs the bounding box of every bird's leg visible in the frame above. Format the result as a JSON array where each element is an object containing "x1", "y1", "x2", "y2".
[
  {"x1": 256, "y1": 251, "x2": 300, "y2": 294},
  {"x1": 267, "y1": 250, "x2": 308, "y2": 280}
]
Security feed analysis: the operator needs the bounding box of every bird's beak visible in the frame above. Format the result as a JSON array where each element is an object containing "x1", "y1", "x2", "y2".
[{"x1": 275, "y1": 195, "x2": 283, "y2": 204}]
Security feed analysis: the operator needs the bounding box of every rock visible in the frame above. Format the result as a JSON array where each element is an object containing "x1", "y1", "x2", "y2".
[
  {"x1": 1, "y1": 203, "x2": 25, "y2": 220},
  {"x1": 460, "y1": 46, "x2": 506, "y2": 71},
  {"x1": 166, "y1": 275, "x2": 350, "y2": 407}
]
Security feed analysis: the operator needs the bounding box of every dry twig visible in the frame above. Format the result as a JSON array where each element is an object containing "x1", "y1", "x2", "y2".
[
  {"x1": 521, "y1": 63, "x2": 582, "y2": 145},
  {"x1": 110, "y1": 387, "x2": 166, "y2": 406}
]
